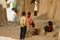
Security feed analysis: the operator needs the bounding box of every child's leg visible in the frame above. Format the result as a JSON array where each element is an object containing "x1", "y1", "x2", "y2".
[
  {"x1": 20, "y1": 26, "x2": 27, "y2": 40},
  {"x1": 26, "y1": 27, "x2": 32, "y2": 37},
  {"x1": 20, "y1": 27, "x2": 23, "y2": 39},
  {"x1": 23, "y1": 26, "x2": 27, "y2": 39},
  {"x1": 24, "y1": 26, "x2": 27, "y2": 36}
]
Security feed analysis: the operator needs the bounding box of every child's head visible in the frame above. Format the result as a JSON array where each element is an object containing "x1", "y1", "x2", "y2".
[
  {"x1": 27, "y1": 12, "x2": 31, "y2": 18},
  {"x1": 7, "y1": 4, "x2": 10, "y2": 8},
  {"x1": 22, "y1": 11, "x2": 26, "y2": 16},
  {"x1": 48, "y1": 21, "x2": 53, "y2": 26}
]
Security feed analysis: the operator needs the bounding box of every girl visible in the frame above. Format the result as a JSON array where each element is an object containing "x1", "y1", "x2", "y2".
[
  {"x1": 26, "y1": 12, "x2": 35, "y2": 37},
  {"x1": 26, "y1": 12, "x2": 33, "y2": 31}
]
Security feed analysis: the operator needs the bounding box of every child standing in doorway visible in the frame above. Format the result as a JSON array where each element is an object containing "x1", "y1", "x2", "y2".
[{"x1": 20, "y1": 11, "x2": 26, "y2": 40}]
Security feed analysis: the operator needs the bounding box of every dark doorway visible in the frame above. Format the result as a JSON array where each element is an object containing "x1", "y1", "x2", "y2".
[
  {"x1": 34, "y1": 11, "x2": 37, "y2": 16},
  {"x1": 6, "y1": 0, "x2": 7, "y2": 2}
]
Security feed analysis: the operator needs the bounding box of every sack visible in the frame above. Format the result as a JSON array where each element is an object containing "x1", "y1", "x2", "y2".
[
  {"x1": 31, "y1": 29, "x2": 39, "y2": 35},
  {"x1": 31, "y1": 21, "x2": 35, "y2": 28}
]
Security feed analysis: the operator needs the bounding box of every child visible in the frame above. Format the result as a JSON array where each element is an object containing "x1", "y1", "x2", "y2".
[
  {"x1": 26, "y1": 12, "x2": 33, "y2": 32},
  {"x1": 48, "y1": 21, "x2": 53, "y2": 32},
  {"x1": 31, "y1": 22, "x2": 39, "y2": 35},
  {"x1": 20, "y1": 11, "x2": 26, "y2": 40},
  {"x1": 44, "y1": 21, "x2": 53, "y2": 33},
  {"x1": 26, "y1": 12, "x2": 34, "y2": 37}
]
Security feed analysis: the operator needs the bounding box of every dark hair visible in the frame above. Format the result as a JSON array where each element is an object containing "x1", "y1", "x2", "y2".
[
  {"x1": 31, "y1": 0, "x2": 35, "y2": 4},
  {"x1": 48, "y1": 21, "x2": 53, "y2": 25},
  {"x1": 27, "y1": 12, "x2": 31, "y2": 17},
  {"x1": 22, "y1": 11, "x2": 26, "y2": 16},
  {"x1": 6, "y1": 0, "x2": 7, "y2": 2}
]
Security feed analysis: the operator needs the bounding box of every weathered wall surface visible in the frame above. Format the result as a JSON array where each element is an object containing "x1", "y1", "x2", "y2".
[
  {"x1": 18, "y1": 0, "x2": 60, "y2": 21},
  {"x1": 47, "y1": 0, "x2": 57, "y2": 20},
  {"x1": 37, "y1": 0, "x2": 60, "y2": 21},
  {"x1": 0, "y1": 0, "x2": 60, "y2": 24},
  {"x1": 38, "y1": 0, "x2": 50, "y2": 15},
  {"x1": 0, "y1": 5, "x2": 7, "y2": 24},
  {"x1": 0, "y1": 0, "x2": 7, "y2": 24},
  {"x1": 54, "y1": 0, "x2": 60, "y2": 21},
  {"x1": 0, "y1": 5, "x2": 3, "y2": 23}
]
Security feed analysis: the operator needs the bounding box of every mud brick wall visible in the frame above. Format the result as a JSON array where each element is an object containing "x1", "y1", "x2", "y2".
[
  {"x1": 2, "y1": 8, "x2": 7, "y2": 24},
  {"x1": 0, "y1": 5, "x2": 7, "y2": 25},
  {"x1": 0, "y1": 5, "x2": 3, "y2": 24}
]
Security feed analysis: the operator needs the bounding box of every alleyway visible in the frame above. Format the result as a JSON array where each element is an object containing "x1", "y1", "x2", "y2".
[
  {"x1": 0, "y1": 21, "x2": 58, "y2": 40},
  {"x1": 0, "y1": 0, "x2": 60, "y2": 40}
]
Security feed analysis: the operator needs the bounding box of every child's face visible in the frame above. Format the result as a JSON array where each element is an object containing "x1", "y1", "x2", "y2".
[
  {"x1": 7, "y1": 4, "x2": 10, "y2": 8},
  {"x1": 27, "y1": 14, "x2": 31, "y2": 18},
  {"x1": 27, "y1": 15, "x2": 29, "y2": 17}
]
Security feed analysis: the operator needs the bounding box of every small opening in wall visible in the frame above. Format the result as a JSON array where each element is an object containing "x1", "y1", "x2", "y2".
[
  {"x1": 6, "y1": 0, "x2": 7, "y2": 2},
  {"x1": 34, "y1": 11, "x2": 37, "y2": 16}
]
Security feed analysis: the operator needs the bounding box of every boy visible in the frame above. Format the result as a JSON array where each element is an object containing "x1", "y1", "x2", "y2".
[
  {"x1": 44, "y1": 21, "x2": 53, "y2": 34},
  {"x1": 20, "y1": 11, "x2": 26, "y2": 40}
]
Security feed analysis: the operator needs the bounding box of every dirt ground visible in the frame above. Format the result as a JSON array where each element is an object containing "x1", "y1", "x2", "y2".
[{"x1": 0, "y1": 22, "x2": 58, "y2": 40}]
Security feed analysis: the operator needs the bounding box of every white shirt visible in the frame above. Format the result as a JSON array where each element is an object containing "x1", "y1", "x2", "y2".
[
  {"x1": 34, "y1": 1, "x2": 38, "y2": 11},
  {"x1": 6, "y1": 7, "x2": 16, "y2": 21}
]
